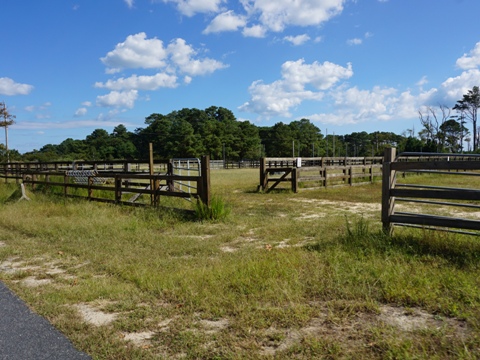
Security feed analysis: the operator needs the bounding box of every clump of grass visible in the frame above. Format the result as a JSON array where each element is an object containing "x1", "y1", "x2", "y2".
[
  {"x1": 341, "y1": 215, "x2": 392, "y2": 255},
  {"x1": 345, "y1": 215, "x2": 370, "y2": 240},
  {"x1": 193, "y1": 195, "x2": 230, "y2": 221}
]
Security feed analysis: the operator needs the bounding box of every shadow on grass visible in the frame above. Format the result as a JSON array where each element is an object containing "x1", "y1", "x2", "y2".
[
  {"x1": 305, "y1": 217, "x2": 480, "y2": 268},
  {"x1": 389, "y1": 231, "x2": 480, "y2": 267}
]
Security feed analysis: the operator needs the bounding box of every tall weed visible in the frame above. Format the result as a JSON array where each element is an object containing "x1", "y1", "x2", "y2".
[{"x1": 193, "y1": 195, "x2": 230, "y2": 221}]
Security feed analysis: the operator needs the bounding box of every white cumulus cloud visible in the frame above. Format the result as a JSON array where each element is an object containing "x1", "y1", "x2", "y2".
[
  {"x1": 74, "y1": 107, "x2": 88, "y2": 117},
  {"x1": 242, "y1": 24, "x2": 267, "y2": 38},
  {"x1": 239, "y1": 59, "x2": 352, "y2": 117},
  {"x1": 456, "y1": 42, "x2": 480, "y2": 70},
  {"x1": 162, "y1": 0, "x2": 226, "y2": 17},
  {"x1": 239, "y1": 79, "x2": 323, "y2": 117},
  {"x1": 100, "y1": 32, "x2": 167, "y2": 74},
  {"x1": 96, "y1": 90, "x2": 138, "y2": 108},
  {"x1": 167, "y1": 38, "x2": 228, "y2": 75},
  {"x1": 165, "y1": 0, "x2": 346, "y2": 35},
  {"x1": 281, "y1": 59, "x2": 353, "y2": 91},
  {"x1": 96, "y1": 33, "x2": 227, "y2": 109},
  {"x1": 203, "y1": 11, "x2": 246, "y2": 34},
  {"x1": 0, "y1": 77, "x2": 34, "y2": 96},
  {"x1": 441, "y1": 69, "x2": 480, "y2": 101},
  {"x1": 306, "y1": 85, "x2": 437, "y2": 126},
  {"x1": 284, "y1": 34, "x2": 310, "y2": 46},
  {"x1": 347, "y1": 38, "x2": 362, "y2": 46},
  {"x1": 95, "y1": 73, "x2": 178, "y2": 91},
  {"x1": 100, "y1": 33, "x2": 227, "y2": 77},
  {"x1": 243, "y1": 0, "x2": 346, "y2": 32}
]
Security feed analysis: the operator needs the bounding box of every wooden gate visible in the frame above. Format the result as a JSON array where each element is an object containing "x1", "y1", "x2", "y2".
[{"x1": 382, "y1": 148, "x2": 480, "y2": 235}]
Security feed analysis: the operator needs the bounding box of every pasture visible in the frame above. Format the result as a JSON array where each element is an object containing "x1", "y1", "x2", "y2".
[{"x1": 0, "y1": 168, "x2": 479, "y2": 359}]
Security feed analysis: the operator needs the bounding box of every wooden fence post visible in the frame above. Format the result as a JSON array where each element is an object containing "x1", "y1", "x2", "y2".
[
  {"x1": 199, "y1": 155, "x2": 211, "y2": 207},
  {"x1": 88, "y1": 176, "x2": 93, "y2": 200},
  {"x1": 167, "y1": 161, "x2": 174, "y2": 191},
  {"x1": 259, "y1": 157, "x2": 267, "y2": 191},
  {"x1": 149, "y1": 143, "x2": 154, "y2": 206},
  {"x1": 115, "y1": 175, "x2": 122, "y2": 204},
  {"x1": 153, "y1": 176, "x2": 160, "y2": 207},
  {"x1": 64, "y1": 174, "x2": 69, "y2": 198},
  {"x1": 382, "y1": 147, "x2": 397, "y2": 234},
  {"x1": 292, "y1": 168, "x2": 298, "y2": 193},
  {"x1": 45, "y1": 174, "x2": 50, "y2": 193}
]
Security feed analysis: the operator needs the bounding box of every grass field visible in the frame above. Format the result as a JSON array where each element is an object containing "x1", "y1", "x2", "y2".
[{"x1": 0, "y1": 169, "x2": 479, "y2": 359}]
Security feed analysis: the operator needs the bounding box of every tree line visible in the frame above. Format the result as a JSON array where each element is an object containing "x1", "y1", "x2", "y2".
[
  {"x1": 1, "y1": 86, "x2": 479, "y2": 162},
  {"x1": 16, "y1": 106, "x2": 406, "y2": 162}
]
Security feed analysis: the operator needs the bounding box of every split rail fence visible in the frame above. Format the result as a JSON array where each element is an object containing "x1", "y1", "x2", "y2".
[
  {"x1": 0, "y1": 156, "x2": 211, "y2": 207},
  {"x1": 259, "y1": 156, "x2": 383, "y2": 192},
  {"x1": 382, "y1": 148, "x2": 480, "y2": 235}
]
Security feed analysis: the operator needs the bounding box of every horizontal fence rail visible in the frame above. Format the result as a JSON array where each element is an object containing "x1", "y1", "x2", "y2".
[
  {"x1": 210, "y1": 160, "x2": 261, "y2": 169},
  {"x1": 3, "y1": 157, "x2": 211, "y2": 208},
  {"x1": 259, "y1": 157, "x2": 383, "y2": 192},
  {"x1": 382, "y1": 149, "x2": 480, "y2": 235}
]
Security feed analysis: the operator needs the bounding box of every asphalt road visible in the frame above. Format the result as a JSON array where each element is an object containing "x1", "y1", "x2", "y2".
[{"x1": 0, "y1": 281, "x2": 91, "y2": 360}]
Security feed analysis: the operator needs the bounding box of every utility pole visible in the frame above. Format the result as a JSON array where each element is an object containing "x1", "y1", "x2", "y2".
[
  {"x1": 326, "y1": 129, "x2": 328, "y2": 157},
  {"x1": 333, "y1": 132, "x2": 335, "y2": 157}
]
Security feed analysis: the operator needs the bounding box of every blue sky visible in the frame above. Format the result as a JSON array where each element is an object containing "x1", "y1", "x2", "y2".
[{"x1": 3, "y1": 0, "x2": 480, "y2": 153}]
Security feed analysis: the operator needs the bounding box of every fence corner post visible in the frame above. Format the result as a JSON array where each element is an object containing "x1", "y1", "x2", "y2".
[{"x1": 382, "y1": 147, "x2": 396, "y2": 234}]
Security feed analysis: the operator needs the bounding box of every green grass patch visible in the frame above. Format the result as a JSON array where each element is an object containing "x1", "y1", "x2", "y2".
[{"x1": 0, "y1": 170, "x2": 479, "y2": 359}]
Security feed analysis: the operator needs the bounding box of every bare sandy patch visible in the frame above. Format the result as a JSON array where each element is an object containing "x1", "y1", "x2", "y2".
[
  {"x1": 379, "y1": 305, "x2": 468, "y2": 336},
  {"x1": 221, "y1": 229, "x2": 262, "y2": 252},
  {"x1": 0, "y1": 257, "x2": 41, "y2": 274},
  {"x1": 42, "y1": 262, "x2": 67, "y2": 275},
  {"x1": 291, "y1": 198, "x2": 380, "y2": 216},
  {"x1": 21, "y1": 276, "x2": 53, "y2": 287},
  {"x1": 184, "y1": 235, "x2": 214, "y2": 240},
  {"x1": 295, "y1": 213, "x2": 326, "y2": 220},
  {"x1": 276, "y1": 240, "x2": 290, "y2": 248},
  {"x1": 199, "y1": 318, "x2": 229, "y2": 334},
  {"x1": 220, "y1": 245, "x2": 238, "y2": 253},
  {"x1": 75, "y1": 303, "x2": 118, "y2": 326},
  {"x1": 259, "y1": 304, "x2": 468, "y2": 356},
  {"x1": 45, "y1": 267, "x2": 65, "y2": 275},
  {"x1": 122, "y1": 331, "x2": 155, "y2": 347},
  {"x1": 0, "y1": 241, "x2": 6, "y2": 247},
  {"x1": 158, "y1": 317, "x2": 177, "y2": 332}
]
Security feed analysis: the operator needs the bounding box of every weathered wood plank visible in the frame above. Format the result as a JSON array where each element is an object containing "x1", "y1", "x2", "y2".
[
  {"x1": 390, "y1": 188, "x2": 480, "y2": 201},
  {"x1": 390, "y1": 213, "x2": 480, "y2": 231},
  {"x1": 392, "y1": 160, "x2": 480, "y2": 171}
]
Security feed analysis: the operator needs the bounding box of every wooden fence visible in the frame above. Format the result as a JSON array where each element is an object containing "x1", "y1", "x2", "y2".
[
  {"x1": 0, "y1": 159, "x2": 170, "y2": 183},
  {"x1": 382, "y1": 148, "x2": 480, "y2": 235},
  {"x1": 3, "y1": 156, "x2": 211, "y2": 207},
  {"x1": 259, "y1": 157, "x2": 383, "y2": 192}
]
